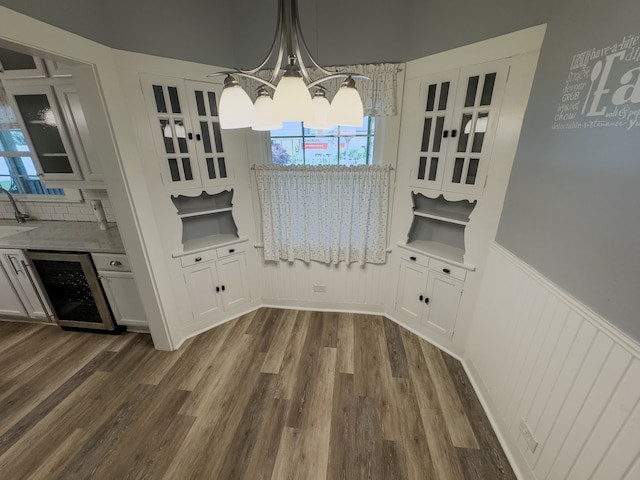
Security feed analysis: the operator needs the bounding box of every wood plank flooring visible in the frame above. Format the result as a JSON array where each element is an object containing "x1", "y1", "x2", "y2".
[{"x1": 0, "y1": 309, "x2": 515, "y2": 479}]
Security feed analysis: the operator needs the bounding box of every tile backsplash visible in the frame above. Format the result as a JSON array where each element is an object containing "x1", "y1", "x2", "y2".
[{"x1": 0, "y1": 189, "x2": 117, "y2": 223}]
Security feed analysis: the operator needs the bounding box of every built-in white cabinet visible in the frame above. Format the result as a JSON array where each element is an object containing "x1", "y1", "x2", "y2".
[
  {"x1": 395, "y1": 252, "x2": 465, "y2": 337},
  {"x1": 0, "y1": 249, "x2": 51, "y2": 321},
  {"x1": 92, "y1": 253, "x2": 147, "y2": 331},
  {"x1": 141, "y1": 75, "x2": 232, "y2": 190},
  {"x1": 179, "y1": 242, "x2": 249, "y2": 330},
  {"x1": 406, "y1": 192, "x2": 476, "y2": 265},
  {"x1": 407, "y1": 60, "x2": 508, "y2": 196}
]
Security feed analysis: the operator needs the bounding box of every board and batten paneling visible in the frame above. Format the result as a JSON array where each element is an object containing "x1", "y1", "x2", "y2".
[
  {"x1": 261, "y1": 258, "x2": 390, "y2": 313},
  {"x1": 466, "y1": 243, "x2": 640, "y2": 480}
]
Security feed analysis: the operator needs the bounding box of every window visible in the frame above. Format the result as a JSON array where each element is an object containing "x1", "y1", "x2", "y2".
[
  {"x1": 270, "y1": 117, "x2": 376, "y2": 166},
  {"x1": 0, "y1": 84, "x2": 64, "y2": 196}
]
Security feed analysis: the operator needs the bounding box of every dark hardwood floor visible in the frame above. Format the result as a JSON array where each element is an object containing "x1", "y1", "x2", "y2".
[{"x1": 0, "y1": 309, "x2": 515, "y2": 479}]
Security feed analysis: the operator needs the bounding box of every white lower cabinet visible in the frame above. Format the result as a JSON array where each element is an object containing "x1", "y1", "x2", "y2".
[
  {"x1": 0, "y1": 260, "x2": 28, "y2": 318},
  {"x1": 181, "y1": 247, "x2": 249, "y2": 329},
  {"x1": 92, "y1": 253, "x2": 147, "y2": 331},
  {"x1": 396, "y1": 254, "x2": 464, "y2": 337},
  {"x1": 0, "y1": 249, "x2": 50, "y2": 321}
]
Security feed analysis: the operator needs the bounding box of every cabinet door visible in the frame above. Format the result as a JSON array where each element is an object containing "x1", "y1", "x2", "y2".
[
  {"x1": 396, "y1": 260, "x2": 429, "y2": 323},
  {"x1": 99, "y1": 271, "x2": 147, "y2": 329},
  {"x1": 141, "y1": 75, "x2": 202, "y2": 189},
  {"x1": 5, "y1": 84, "x2": 83, "y2": 182},
  {"x1": 185, "y1": 80, "x2": 232, "y2": 188},
  {"x1": 0, "y1": 260, "x2": 28, "y2": 317},
  {"x1": 183, "y1": 261, "x2": 221, "y2": 324},
  {"x1": 217, "y1": 254, "x2": 249, "y2": 311},
  {"x1": 0, "y1": 250, "x2": 50, "y2": 320},
  {"x1": 425, "y1": 272, "x2": 463, "y2": 337},
  {"x1": 442, "y1": 61, "x2": 508, "y2": 195},
  {"x1": 410, "y1": 73, "x2": 456, "y2": 190},
  {"x1": 54, "y1": 83, "x2": 104, "y2": 183}
]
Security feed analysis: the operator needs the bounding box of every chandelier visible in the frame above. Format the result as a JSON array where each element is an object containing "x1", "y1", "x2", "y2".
[{"x1": 210, "y1": 0, "x2": 366, "y2": 131}]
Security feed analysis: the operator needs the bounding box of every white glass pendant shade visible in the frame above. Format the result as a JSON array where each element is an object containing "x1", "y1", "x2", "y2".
[
  {"x1": 329, "y1": 77, "x2": 364, "y2": 127},
  {"x1": 305, "y1": 91, "x2": 332, "y2": 130},
  {"x1": 273, "y1": 75, "x2": 313, "y2": 123},
  {"x1": 219, "y1": 79, "x2": 255, "y2": 129},
  {"x1": 252, "y1": 90, "x2": 282, "y2": 131}
]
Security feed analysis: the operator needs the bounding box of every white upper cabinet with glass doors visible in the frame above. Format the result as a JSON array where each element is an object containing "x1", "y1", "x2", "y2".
[
  {"x1": 140, "y1": 75, "x2": 231, "y2": 190},
  {"x1": 4, "y1": 84, "x2": 83, "y2": 183},
  {"x1": 1, "y1": 48, "x2": 106, "y2": 189},
  {"x1": 409, "y1": 60, "x2": 508, "y2": 196}
]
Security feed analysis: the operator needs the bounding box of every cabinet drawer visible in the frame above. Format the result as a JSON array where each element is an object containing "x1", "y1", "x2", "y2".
[
  {"x1": 92, "y1": 253, "x2": 131, "y2": 272},
  {"x1": 216, "y1": 243, "x2": 246, "y2": 259},
  {"x1": 180, "y1": 250, "x2": 216, "y2": 268},
  {"x1": 429, "y1": 258, "x2": 466, "y2": 281},
  {"x1": 402, "y1": 252, "x2": 429, "y2": 268}
]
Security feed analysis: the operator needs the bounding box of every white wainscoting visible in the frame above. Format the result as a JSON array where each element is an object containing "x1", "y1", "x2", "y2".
[
  {"x1": 261, "y1": 258, "x2": 391, "y2": 314},
  {"x1": 466, "y1": 243, "x2": 640, "y2": 480}
]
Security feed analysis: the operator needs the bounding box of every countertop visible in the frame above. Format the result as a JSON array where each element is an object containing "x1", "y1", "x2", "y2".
[{"x1": 0, "y1": 219, "x2": 125, "y2": 253}]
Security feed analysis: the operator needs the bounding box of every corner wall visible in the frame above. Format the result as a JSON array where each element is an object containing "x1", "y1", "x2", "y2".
[{"x1": 466, "y1": 244, "x2": 640, "y2": 480}]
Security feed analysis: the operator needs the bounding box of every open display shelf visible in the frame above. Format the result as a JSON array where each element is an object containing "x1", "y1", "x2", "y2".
[
  {"x1": 407, "y1": 192, "x2": 476, "y2": 265},
  {"x1": 171, "y1": 189, "x2": 239, "y2": 251}
]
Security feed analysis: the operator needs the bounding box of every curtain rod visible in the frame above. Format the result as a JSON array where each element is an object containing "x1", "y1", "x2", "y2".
[{"x1": 250, "y1": 165, "x2": 394, "y2": 170}]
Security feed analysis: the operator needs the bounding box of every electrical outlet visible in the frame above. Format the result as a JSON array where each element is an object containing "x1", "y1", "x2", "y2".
[
  {"x1": 520, "y1": 418, "x2": 539, "y2": 453},
  {"x1": 313, "y1": 284, "x2": 327, "y2": 293}
]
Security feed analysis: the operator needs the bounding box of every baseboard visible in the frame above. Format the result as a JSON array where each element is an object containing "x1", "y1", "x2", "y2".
[{"x1": 463, "y1": 357, "x2": 534, "y2": 480}]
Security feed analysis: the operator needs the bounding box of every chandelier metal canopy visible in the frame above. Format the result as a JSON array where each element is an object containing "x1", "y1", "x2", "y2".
[{"x1": 210, "y1": 0, "x2": 366, "y2": 130}]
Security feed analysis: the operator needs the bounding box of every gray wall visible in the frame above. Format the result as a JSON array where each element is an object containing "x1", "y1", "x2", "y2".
[
  {"x1": 497, "y1": 0, "x2": 640, "y2": 341},
  {"x1": 0, "y1": 0, "x2": 552, "y2": 67}
]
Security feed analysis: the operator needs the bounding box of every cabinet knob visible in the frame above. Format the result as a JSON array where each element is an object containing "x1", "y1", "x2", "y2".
[
  {"x1": 221, "y1": 285, "x2": 225, "y2": 291},
  {"x1": 188, "y1": 132, "x2": 193, "y2": 140},
  {"x1": 443, "y1": 268, "x2": 451, "y2": 274},
  {"x1": 195, "y1": 257, "x2": 202, "y2": 262},
  {"x1": 451, "y1": 129, "x2": 458, "y2": 138},
  {"x1": 196, "y1": 133, "x2": 202, "y2": 141},
  {"x1": 424, "y1": 297, "x2": 430, "y2": 304},
  {"x1": 109, "y1": 260, "x2": 122, "y2": 267},
  {"x1": 419, "y1": 294, "x2": 423, "y2": 301},
  {"x1": 443, "y1": 130, "x2": 449, "y2": 138},
  {"x1": 216, "y1": 286, "x2": 220, "y2": 292},
  {"x1": 229, "y1": 248, "x2": 235, "y2": 254},
  {"x1": 410, "y1": 256, "x2": 417, "y2": 262}
]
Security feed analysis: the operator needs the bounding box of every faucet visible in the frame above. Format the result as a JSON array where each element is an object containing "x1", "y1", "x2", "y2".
[{"x1": 0, "y1": 186, "x2": 30, "y2": 223}]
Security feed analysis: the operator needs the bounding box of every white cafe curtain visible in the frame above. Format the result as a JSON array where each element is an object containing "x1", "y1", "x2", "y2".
[{"x1": 254, "y1": 165, "x2": 391, "y2": 265}]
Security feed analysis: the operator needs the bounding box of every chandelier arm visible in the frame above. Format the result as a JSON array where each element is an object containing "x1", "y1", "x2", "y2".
[
  {"x1": 207, "y1": 71, "x2": 277, "y2": 90},
  {"x1": 240, "y1": 0, "x2": 285, "y2": 75},
  {"x1": 290, "y1": 0, "x2": 333, "y2": 77},
  {"x1": 307, "y1": 74, "x2": 369, "y2": 89},
  {"x1": 267, "y1": 20, "x2": 288, "y2": 85}
]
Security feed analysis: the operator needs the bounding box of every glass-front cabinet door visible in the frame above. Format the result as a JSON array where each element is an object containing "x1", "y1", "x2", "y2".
[
  {"x1": 5, "y1": 84, "x2": 83, "y2": 182},
  {"x1": 441, "y1": 62, "x2": 508, "y2": 195},
  {"x1": 413, "y1": 72, "x2": 455, "y2": 190},
  {"x1": 185, "y1": 80, "x2": 230, "y2": 188},
  {"x1": 141, "y1": 75, "x2": 231, "y2": 190},
  {"x1": 141, "y1": 76, "x2": 201, "y2": 189},
  {"x1": 410, "y1": 60, "x2": 508, "y2": 196}
]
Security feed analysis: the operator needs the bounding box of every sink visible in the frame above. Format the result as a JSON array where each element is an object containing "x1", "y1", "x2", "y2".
[{"x1": 0, "y1": 225, "x2": 37, "y2": 238}]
